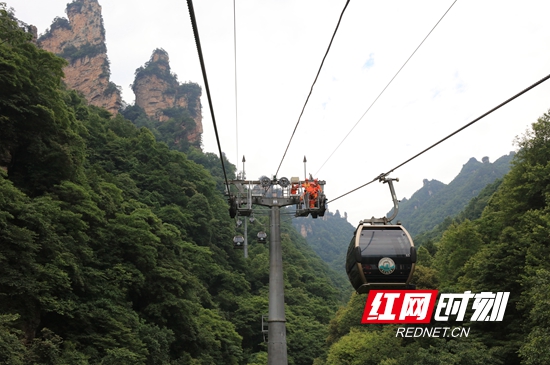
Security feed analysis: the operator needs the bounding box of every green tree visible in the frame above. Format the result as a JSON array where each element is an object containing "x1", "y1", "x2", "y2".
[
  {"x1": 0, "y1": 5, "x2": 85, "y2": 195},
  {"x1": 433, "y1": 220, "x2": 483, "y2": 290},
  {"x1": 325, "y1": 327, "x2": 402, "y2": 365}
]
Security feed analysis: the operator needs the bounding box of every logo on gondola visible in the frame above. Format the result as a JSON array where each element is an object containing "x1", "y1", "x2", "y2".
[{"x1": 378, "y1": 257, "x2": 395, "y2": 275}]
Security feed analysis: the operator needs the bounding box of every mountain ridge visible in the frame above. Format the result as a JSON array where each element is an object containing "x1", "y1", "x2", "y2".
[{"x1": 390, "y1": 152, "x2": 515, "y2": 237}]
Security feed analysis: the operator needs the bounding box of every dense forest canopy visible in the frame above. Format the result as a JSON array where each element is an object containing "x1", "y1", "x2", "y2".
[{"x1": 0, "y1": 6, "x2": 341, "y2": 364}]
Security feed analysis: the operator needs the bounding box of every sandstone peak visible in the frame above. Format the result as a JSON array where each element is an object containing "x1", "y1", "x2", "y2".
[
  {"x1": 38, "y1": 0, "x2": 121, "y2": 115},
  {"x1": 132, "y1": 49, "x2": 203, "y2": 145}
]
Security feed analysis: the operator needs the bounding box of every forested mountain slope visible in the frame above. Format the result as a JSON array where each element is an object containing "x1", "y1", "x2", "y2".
[
  {"x1": 414, "y1": 177, "x2": 503, "y2": 246},
  {"x1": 391, "y1": 153, "x2": 514, "y2": 237},
  {"x1": 292, "y1": 210, "x2": 355, "y2": 297},
  {"x1": 317, "y1": 111, "x2": 550, "y2": 365},
  {"x1": 0, "y1": 8, "x2": 340, "y2": 364}
]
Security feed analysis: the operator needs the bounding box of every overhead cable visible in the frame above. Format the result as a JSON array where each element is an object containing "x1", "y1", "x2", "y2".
[
  {"x1": 275, "y1": 0, "x2": 351, "y2": 177},
  {"x1": 315, "y1": 0, "x2": 458, "y2": 175},
  {"x1": 329, "y1": 71, "x2": 550, "y2": 203},
  {"x1": 187, "y1": 0, "x2": 230, "y2": 192},
  {"x1": 233, "y1": 0, "x2": 239, "y2": 165}
]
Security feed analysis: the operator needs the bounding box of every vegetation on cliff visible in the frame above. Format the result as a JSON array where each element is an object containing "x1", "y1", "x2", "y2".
[
  {"x1": 44, "y1": 17, "x2": 71, "y2": 35},
  {"x1": 60, "y1": 42, "x2": 107, "y2": 63},
  {"x1": 133, "y1": 48, "x2": 174, "y2": 85}
]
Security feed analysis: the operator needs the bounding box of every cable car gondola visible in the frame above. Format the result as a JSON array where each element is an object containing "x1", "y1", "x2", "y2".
[
  {"x1": 345, "y1": 177, "x2": 416, "y2": 293},
  {"x1": 233, "y1": 235, "x2": 245, "y2": 249},
  {"x1": 257, "y1": 231, "x2": 267, "y2": 244}
]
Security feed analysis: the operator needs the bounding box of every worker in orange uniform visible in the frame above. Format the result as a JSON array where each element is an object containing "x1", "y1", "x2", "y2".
[
  {"x1": 302, "y1": 177, "x2": 321, "y2": 208},
  {"x1": 301, "y1": 179, "x2": 309, "y2": 207}
]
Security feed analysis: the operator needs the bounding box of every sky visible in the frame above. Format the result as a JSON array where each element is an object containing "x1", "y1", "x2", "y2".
[{"x1": 7, "y1": 0, "x2": 550, "y2": 229}]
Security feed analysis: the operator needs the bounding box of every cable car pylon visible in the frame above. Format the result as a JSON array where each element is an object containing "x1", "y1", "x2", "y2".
[{"x1": 227, "y1": 173, "x2": 327, "y2": 365}]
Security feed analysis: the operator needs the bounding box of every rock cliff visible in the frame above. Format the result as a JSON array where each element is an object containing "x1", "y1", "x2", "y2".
[
  {"x1": 38, "y1": 0, "x2": 121, "y2": 114},
  {"x1": 34, "y1": 0, "x2": 202, "y2": 144},
  {"x1": 132, "y1": 49, "x2": 203, "y2": 144}
]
